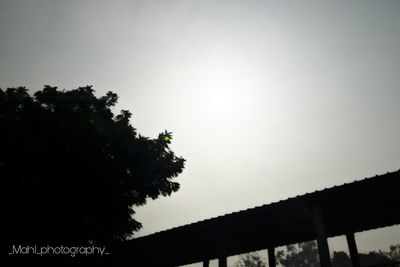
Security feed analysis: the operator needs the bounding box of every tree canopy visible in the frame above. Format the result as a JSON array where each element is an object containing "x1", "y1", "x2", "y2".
[
  {"x1": 235, "y1": 252, "x2": 266, "y2": 267},
  {"x1": 1, "y1": 86, "x2": 185, "y2": 245},
  {"x1": 276, "y1": 241, "x2": 320, "y2": 267}
]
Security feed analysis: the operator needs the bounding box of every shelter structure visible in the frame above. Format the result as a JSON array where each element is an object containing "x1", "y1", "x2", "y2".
[{"x1": 114, "y1": 170, "x2": 400, "y2": 266}]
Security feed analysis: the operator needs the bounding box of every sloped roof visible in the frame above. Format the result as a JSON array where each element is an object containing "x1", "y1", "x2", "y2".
[{"x1": 114, "y1": 170, "x2": 400, "y2": 266}]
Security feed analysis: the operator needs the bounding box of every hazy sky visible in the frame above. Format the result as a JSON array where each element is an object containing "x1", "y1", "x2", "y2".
[{"x1": 1, "y1": 0, "x2": 399, "y2": 255}]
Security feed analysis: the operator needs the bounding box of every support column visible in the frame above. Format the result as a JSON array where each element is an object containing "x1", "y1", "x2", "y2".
[
  {"x1": 217, "y1": 233, "x2": 227, "y2": 267},
  {"x1": 268, "y1": 247, "x2": 276, "y2": 267},
  {"x1": 312, "y1": 205, "x2": 332, "y2": 267},
  {"x1": 346, "y1": 233, "x2": 360, "y2": 267},
  {"x1": 203, "y1": 259, "x2": 209, "y2": 267},
  {"x1": 218, "y1": 256, "x2": 227, "y2": 267}
]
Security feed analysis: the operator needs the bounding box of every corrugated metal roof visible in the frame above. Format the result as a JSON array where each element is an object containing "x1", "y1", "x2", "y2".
[{"x1": 114, "y1": 169, "x2": 400, "y2": 266}]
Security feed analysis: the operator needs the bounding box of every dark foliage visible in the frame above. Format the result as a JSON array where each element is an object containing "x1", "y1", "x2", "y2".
[
  {"x1": 331, "y1": 251, "x2": 352, "y2": 267},
  {"x1": 276, "y1": 241, "x2": 320, "y2": 267},
  {"x1": 1, "y1": 86, "x2": 185, "y2": 245},
  {"x1": 236, "y1": 252, "x2": 266, "y2": 267}
]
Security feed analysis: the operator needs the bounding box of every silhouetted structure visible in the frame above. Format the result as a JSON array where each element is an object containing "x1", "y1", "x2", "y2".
[{"x1": 114, "y1": 170, "x2": 400, "y2": 267}]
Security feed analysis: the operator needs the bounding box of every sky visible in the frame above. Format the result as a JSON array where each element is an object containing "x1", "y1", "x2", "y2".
[{"x1": 1, "y1": 0, "x2": 399, "y2": 256}]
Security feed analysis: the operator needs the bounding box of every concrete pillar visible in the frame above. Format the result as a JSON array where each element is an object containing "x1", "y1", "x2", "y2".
[
  {"x1": 312, "y1": 205, "x2": 332, "y2": 267},
  {"x1": 268, "y1": 247, "x2": 276, "y2": 267},
  {"x1": 218, "y1": 256, "x2": 227, "y2": 267},
  {"x1": 346, "y1": 233, "x2": 360, "y2": 267},
  {"x1": 217, "y1": 233, "x2": 227, "y2": 267}
]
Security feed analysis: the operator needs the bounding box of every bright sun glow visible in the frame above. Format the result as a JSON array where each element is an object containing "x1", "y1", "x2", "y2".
[{"x1": 192, "y1": 46, "x2": 258, "y2": 120}]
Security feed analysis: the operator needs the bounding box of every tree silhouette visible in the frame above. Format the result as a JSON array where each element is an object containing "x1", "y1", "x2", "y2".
[
  {"x1": 386, "y1": 244, "x2": 400, "y2": 261},
  {"x1": 331, "y1": 251, "x2": 352, "y2": 267},
  {"x1": 1, "y1": 86, "x2": 185, "y2": 245},
  {"x1": 359, "y1": 248, "x2": 399, "y2": 266},
  {"x1": 332, "y1": 244, "x2": 400, "y2": 266},
  {"x1": 235, "y1": 252, "x2": 266, "y2": 267},
  {"x1": 276, "y1": 241, "x2": 320, "y2": 267}
]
